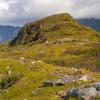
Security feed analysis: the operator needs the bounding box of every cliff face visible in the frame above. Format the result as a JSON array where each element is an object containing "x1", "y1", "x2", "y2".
[
  {"x1": 11, "y1": 23, "x2": 47, "y2": 45},
  {"x1": 10, "y1": 13, "x2": 99, "y2": 46}
]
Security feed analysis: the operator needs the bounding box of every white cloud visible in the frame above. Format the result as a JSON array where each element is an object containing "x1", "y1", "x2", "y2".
[
  {"x1": 0, "y1": 2, "x2": 9, "y2": 10},
  {"x1": 0, "y1": 0, "x2": 100, "y2": 26}
]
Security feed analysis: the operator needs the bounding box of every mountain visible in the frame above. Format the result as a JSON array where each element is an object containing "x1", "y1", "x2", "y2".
[
  {"x1": 0, "y1": 25, "x2": 20, "y2": 43},
  {"x1": 0, "y1": 13, "x2": 100, "y2": 100},
  {"x1": 77, "y1": 18, "x2": 100, "y2": 31},
  {"x1": 10, "y1": 13, "x2": 99, "y2": 46}
]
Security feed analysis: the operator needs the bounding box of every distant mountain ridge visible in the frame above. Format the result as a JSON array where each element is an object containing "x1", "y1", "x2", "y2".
[
  {"x1": 0, "y1": 25, "x2": 20, "y2": 43},
  {"x1": 78, "y1": 18, "x2": 100, "y2": 31}
]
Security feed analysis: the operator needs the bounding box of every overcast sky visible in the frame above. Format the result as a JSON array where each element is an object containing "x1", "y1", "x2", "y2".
[{"x1": 0, "y1": 0, "x2": 100, "y2": 26}]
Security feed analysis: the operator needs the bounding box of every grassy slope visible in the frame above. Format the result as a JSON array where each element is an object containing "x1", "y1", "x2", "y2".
[
  {"x1": 0, "y1": 41, "x2": 100, "y2": 100},
  {"x1": 0, "y1": 13, "x2": 100, "y2": 100}
]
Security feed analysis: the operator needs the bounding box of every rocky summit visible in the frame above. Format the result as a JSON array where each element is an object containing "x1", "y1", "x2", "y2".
[{"x1": 10, "y1": 13, "x2": 99, "y2": 46}]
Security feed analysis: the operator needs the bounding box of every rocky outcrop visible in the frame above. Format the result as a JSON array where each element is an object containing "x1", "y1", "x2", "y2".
[
  {"x1": 78, "y1": 87, "x2": 97, "y2": 100},
  {"x1": 10, "y1": 26, "x2": 47, "y2": 45},
  {"x1": 10, "y1": 13, "x2": 75, "y2": 46},
  {"x1": 57, "y1": 82, "x2": 100, "y2": 100}
]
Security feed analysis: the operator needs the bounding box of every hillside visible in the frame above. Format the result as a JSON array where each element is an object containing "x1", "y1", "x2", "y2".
[
  {"x1": 0, "y1": 25, "x2": 20, "y2": 43},
  {"x1": 10, "y1": 13, "x2": 99, "y2": 46},
  {"x1": 0, "y1": 13, "x2": 100, "y2": 100},
  {"x1": 78, "y1": 18, "x2": 100, "y2": 31}
]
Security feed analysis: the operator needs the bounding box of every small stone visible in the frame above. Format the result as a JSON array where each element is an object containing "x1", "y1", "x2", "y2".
[
  {"x1": 43, "y1": 80, "x2": 55, "y2": 87},
  {"x1": 6, "y1": 66, "x2": 10, "y2": 70},
  {"x1": 32, "y1": 91, "x2": 36, "y2": 94},
  {"x1": 20, "y1": 57, "x2": 25, "y2": 60},
  {"x1": 20, "y1": 57, "x2": 25, "y2": 63},
  {"x1": 57, "y1": 91, "x2": 67, "y2": 97},
  {"x1": 79, "y1": 75, "x2": 89, "y2": 82},
  {"x1": 55, "y1": 79, "x2": 65, "y2": 86},
  {"x1": 37, "y1": 60, "x2": 43, "y2": 63},
  {"x1": 31, "y1": 61, "x2": 36, "y2": 65}
]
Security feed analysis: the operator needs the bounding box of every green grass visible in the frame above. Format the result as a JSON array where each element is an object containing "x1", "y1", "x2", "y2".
[
  {"x1": 0, "y1": 13, "x2": 100, "y2": 99},
  {"x1": 0, "y1": 41, "x2": 100, "y2": 99}
]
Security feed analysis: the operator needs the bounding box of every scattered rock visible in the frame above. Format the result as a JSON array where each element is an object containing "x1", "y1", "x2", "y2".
[
  {"x1": 71, "y1": 68, "x2": 78, "y2": 72},
  {"x1": 43, "y1": 74, "x2": 90, "y2": 87},
  {"x1": 79, "y1": 75, "x2": 89, "y2": 82},
  {"x1": 78, "y1": 87, "x2": 97, "y2": 100},
  {"x1": 31, "y1": 61, "x2": 36, "y2": 65},
  {"x1": 68, "y1": 88, "x2": 79, "y2": 96},
  {"x1": 37, "y1": 60, "x2": 43, "y2": 63},
  {"x1": 92, "y1": 82, "x2": 100, "y2": 91},
  {"x1": 57, "y1": 82, "x2": 100, "y2": 100},
  {"x1": 45, "y1": 38, "x2": 90, "y2": 46},
  {"x1": 20, "y1": 57, "x2": 25, "y2": 61},
  {"x1": 32, "y1": 91, "x2": 37, "y2": 94},
  {"x1": 55, "y1": 79, "x2": 65, "y2": 86},
  {"x1": 57, "y1": 90, "x2": 68, "y2": 97},
  {"x1": 43, "y1": 80, "x2": 55, "y2": 87},
  {"x1": 19, "y1": 57, "x2": 25, "y2": 63},
  {"x1": 6, "y1": 66, "x2": 10, "y2": 70}
]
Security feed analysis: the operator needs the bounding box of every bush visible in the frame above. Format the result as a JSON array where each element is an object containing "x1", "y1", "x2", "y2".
[{"x1": 0, "y1": 73, "x2": 22, "y2": 89}]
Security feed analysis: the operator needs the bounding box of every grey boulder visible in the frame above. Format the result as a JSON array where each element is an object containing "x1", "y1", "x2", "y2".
[
  {"x1": 43, "y1": 80, "x2": 55, "y2": 87},
  {"x1": 92, "y1": 82, "x2": 100, "y2": 91},
  {"x1": 78, "y1": 87, "x2": 97, "y2": 100}
]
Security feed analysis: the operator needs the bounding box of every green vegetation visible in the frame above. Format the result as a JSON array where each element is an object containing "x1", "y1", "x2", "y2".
[
  {"x1": 0, "y1": 73, "x2": 22, "y2": 89},
  {"x1": 0, "y1": 13, "x2": 100, "y2": 100},
  {"x1": 10, "y1": 13, "x2": 99, "y2": 45}
]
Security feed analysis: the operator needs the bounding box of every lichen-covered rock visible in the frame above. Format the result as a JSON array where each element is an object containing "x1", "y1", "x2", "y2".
[
  {"x1": 78, "y1": 87, "x2": 97, "y2": 100},
  {"x1": 92, "y1": 82, "x2": 100, "y2": 91},
  {"x1": 55, "y1": 79, "x2": 65, "y2": 86},
  {"x1": 57, "y1": 91, "x2": 68, "y2": 97},
  {"x1": 43, "y1": 80, "x2": 55, "y2": 87},
  {"x1": 68, "y1": 88, "x2": 79, "y2": 96}
]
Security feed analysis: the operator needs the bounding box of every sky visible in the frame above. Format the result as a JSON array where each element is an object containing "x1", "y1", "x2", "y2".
[{"x1": 0, "y1": 0, "x2": 100, "y2": 26}]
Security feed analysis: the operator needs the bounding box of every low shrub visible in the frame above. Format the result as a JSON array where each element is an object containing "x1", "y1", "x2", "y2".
[{"x1": 0, "y1": 73, "x2": 22, "y2": 89}]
